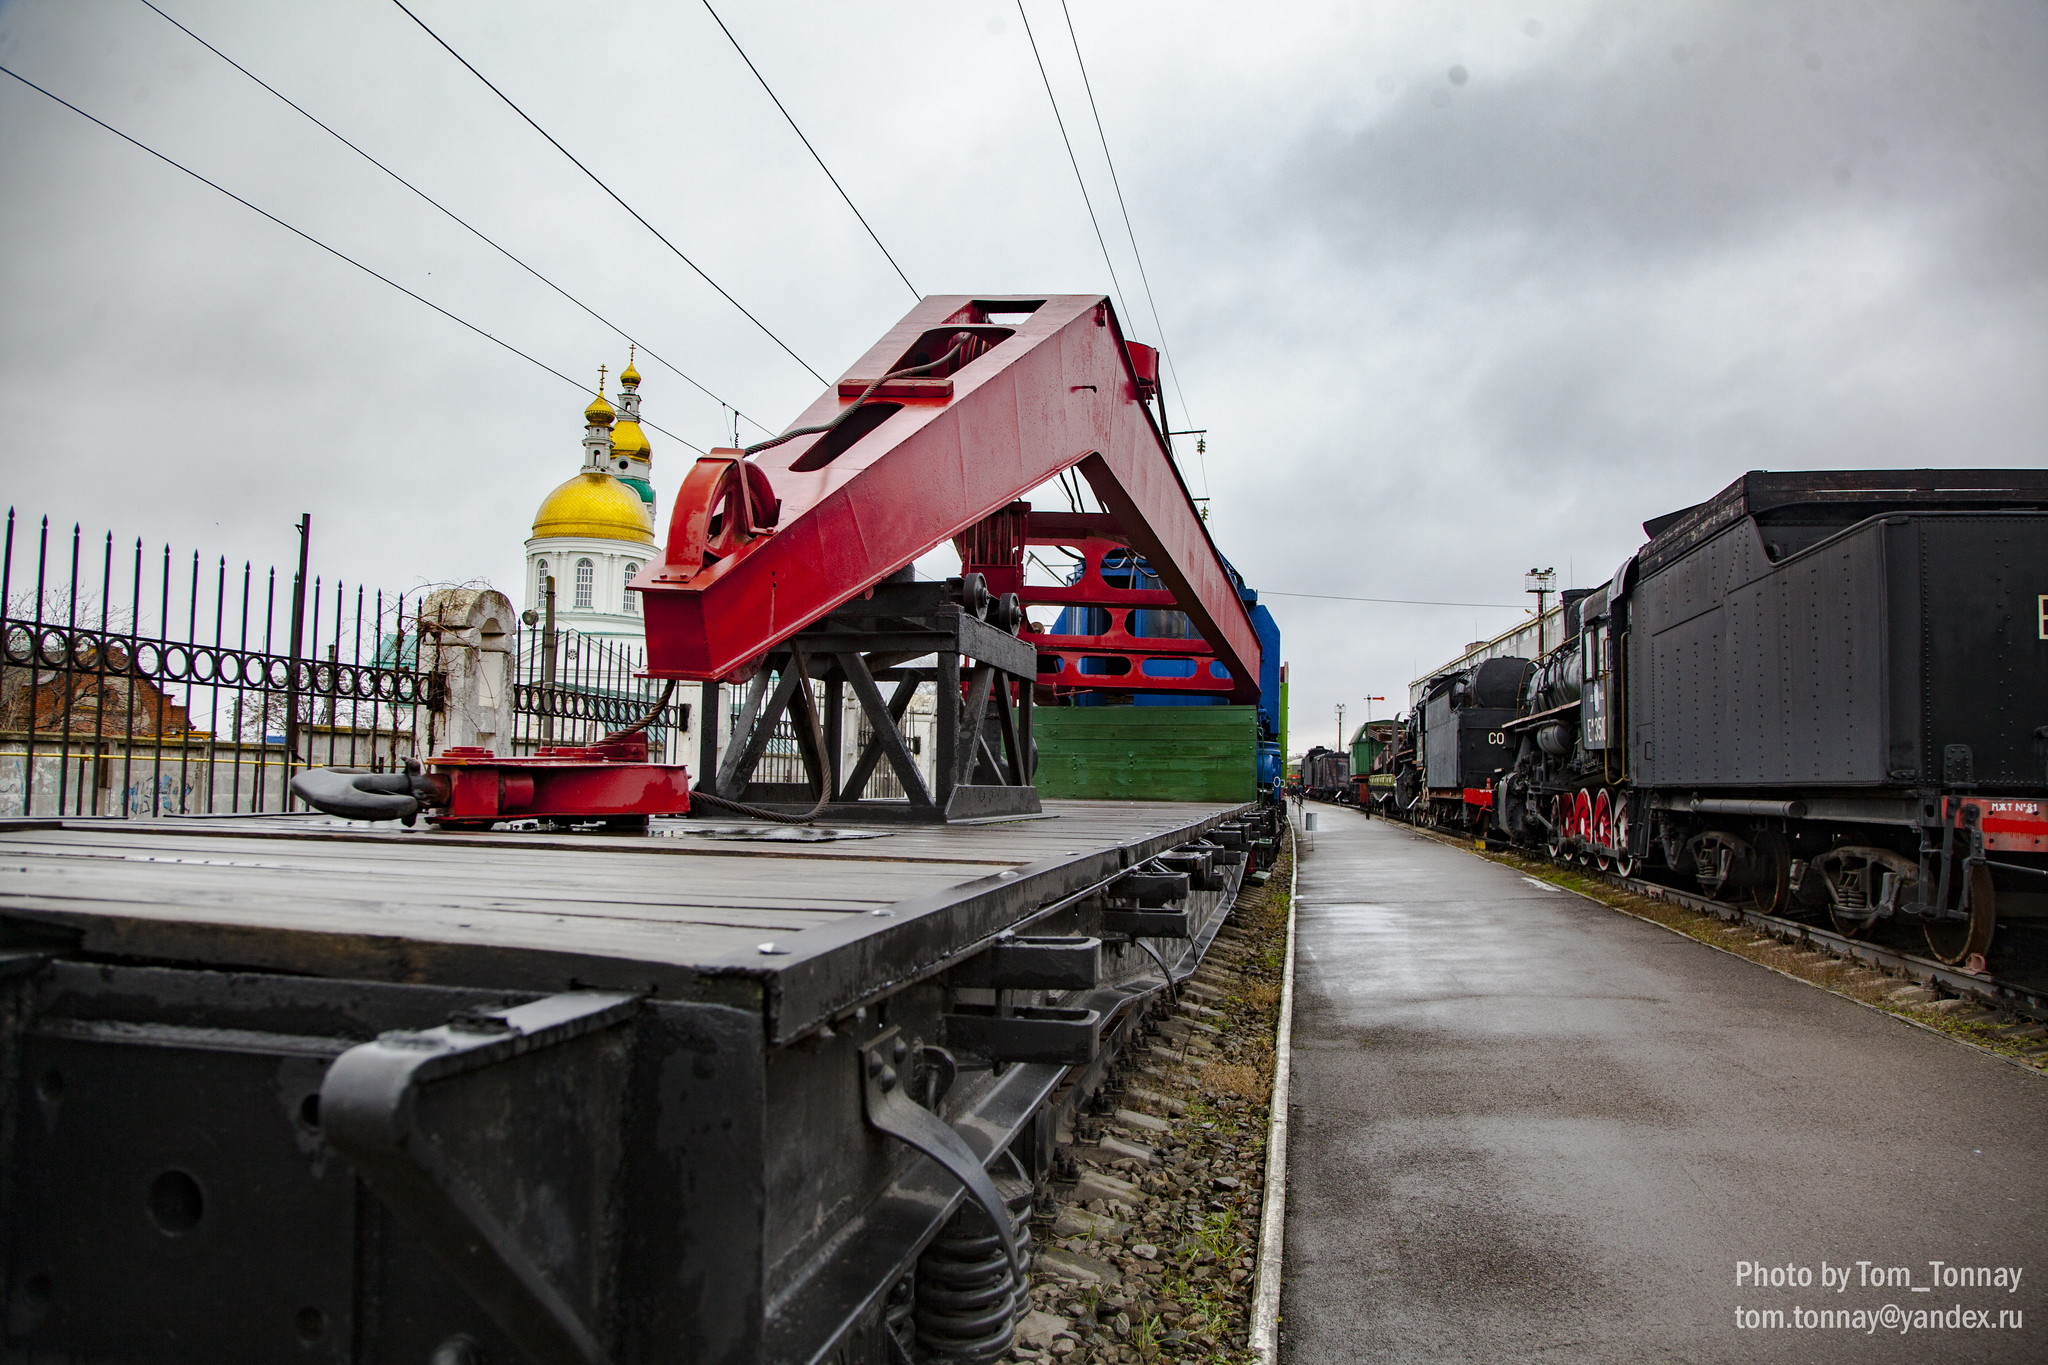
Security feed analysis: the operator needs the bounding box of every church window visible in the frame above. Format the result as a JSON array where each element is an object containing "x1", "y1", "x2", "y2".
[
  {"x1": 536, "y1": 560, "x2": 550, "y2": 597},
  {"x1": 624, "y1": 563, "x2": 640, "y2": 613},
  {"x1": 574, "y1": 559, "x2": 594, "y2": 609}
]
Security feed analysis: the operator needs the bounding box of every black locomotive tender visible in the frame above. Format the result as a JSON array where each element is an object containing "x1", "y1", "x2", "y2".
[
  {"x1": 0, "y1": 801, "x2": 1283, "y2": 1363},
  {"x1": 1374, "y1": 470, "x2": 2048, "y2": 966},
  {"x1": 1296, "y1": 747, "x2": 1349, "y2": 803}
]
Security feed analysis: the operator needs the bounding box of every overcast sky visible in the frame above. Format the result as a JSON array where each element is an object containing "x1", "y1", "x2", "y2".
[{"x1": 2, "y1": 0, "x2": 2042, "y2": 754}]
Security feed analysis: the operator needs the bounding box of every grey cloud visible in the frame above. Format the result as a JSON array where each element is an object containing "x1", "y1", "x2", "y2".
[{"x1": 0, "y1": 0, "x2": 2041, "y2": 749}]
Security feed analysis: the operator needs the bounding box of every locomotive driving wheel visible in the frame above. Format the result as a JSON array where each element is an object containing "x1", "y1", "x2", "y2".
[
  {"x1": 1612, "y1": 799, "x2": 1637, "y2": 878},
  {"x1": 1544, "y1": 794, "x2": 1567, "y2": 861},
  {"x1": 1923, "y1": 862, "x2": 1996, "y2": 968},
  {"x1": 1591, "y1": 790, "x2": 1615, "y2": 873},
  {"x1": 1572, "y1": 790, "x2": 1594, "y2": 866}
]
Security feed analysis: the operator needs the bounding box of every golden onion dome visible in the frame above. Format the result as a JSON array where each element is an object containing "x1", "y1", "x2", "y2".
[
  {"x1": 530, "y1": 470, "x2": 655, "y2": 544},
  {"x1": 620, "y1": 358, "x2": 642, "y2": 387},
  {"x1": 610, "y1": 418, "x2": 652, "y2": 463},
  {"x1": 584, "y1": 392, "x2": 616, "y2": 426}
]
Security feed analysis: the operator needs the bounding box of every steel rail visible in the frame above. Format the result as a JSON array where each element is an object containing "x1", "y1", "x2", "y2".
[
  {"x1": 1605, "y1": 869, "x2": 2048, "y2": 1023},
  {"x1": 1353, "y1": 802, "x2": 2048, "y2": 1024}
]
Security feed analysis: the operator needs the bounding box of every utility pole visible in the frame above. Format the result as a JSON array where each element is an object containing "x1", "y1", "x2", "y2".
[
  {"x1": 1525, "y1": 566, "x2": 1557, "y2": 651},
  {"x1": 1365, "y1": 695, "x2": 1385, "y2": 723},
  {"x1": 1336, "y1": 702, "x2": 1346, "y2": 753}
]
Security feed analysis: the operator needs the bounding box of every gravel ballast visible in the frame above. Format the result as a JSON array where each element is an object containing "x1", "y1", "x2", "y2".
[{"x1": 1009, "y1": 832, "x2": 1295, "y2": 1364}]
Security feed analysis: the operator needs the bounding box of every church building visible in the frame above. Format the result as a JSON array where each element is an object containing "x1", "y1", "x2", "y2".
[{"x1": 524, "y1": 356, "x2": 656, "y2": 647}]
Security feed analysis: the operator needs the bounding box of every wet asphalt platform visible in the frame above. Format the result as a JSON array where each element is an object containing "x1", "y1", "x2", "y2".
[{"x1": 1278, "y1": 809, "x2": 2048, "y2": 1364}]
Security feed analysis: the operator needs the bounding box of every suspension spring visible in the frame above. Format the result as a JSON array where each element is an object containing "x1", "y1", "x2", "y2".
[{"x1": 914, "y1": 1158, "x2": 1034, "y2": 1362}]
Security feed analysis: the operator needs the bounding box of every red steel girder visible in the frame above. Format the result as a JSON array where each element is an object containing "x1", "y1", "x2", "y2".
[
  {"x1": 632, "y1": 296, "x2": 1260, "y2": 703},
  {"x1": 1018, "y1": 511, "x2": 1233, "y2": 697}
]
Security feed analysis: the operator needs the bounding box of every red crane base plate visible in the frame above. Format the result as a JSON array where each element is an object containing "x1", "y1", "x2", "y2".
[{"x1": 426, "y1": 745, "x2": 691, "y2": 830}]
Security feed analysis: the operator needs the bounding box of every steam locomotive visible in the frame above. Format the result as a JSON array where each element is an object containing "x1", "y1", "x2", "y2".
[{"x1": 1375, "y1": 470, "x2": 2048, "y2": 966}]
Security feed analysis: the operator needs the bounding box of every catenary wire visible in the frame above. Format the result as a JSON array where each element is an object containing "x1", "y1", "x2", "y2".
[
  {"x1": 1057, "y1": 0, "x2": 1193, "y2": 437},
  {"x1": 1015, "y1": 0, "x2": 1130, "y2": 329},
  {"x1": 699, "y1": 0, "x2": 918, "y2": 301},
  {"x1": 1262, "y1": 591, "x2": 1527, "y2": 608},
  {"x1": 0, "y1": 62, "x2": 704, "y2": 452},
  {"x1": 389, "y1": 0, "x2": 827, "y2": 386},
  {"x1": 139, "y1": 0, "x2": 771, "y2": 439}
]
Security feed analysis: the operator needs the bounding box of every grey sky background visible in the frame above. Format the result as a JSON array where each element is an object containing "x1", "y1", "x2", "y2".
[{"x1": 2, "y1": 0, "x2": 2042, "y2": 754}]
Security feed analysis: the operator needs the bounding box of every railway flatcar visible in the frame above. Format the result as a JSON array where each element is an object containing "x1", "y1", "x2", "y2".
[{"x1": 1476, "y1": 470, "x2": 2047, "y2": 967}]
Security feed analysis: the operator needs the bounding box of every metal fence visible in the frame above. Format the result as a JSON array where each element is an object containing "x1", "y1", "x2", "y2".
[
  {"x1": 1, "y1": 509, "x2": 689, "y2": 819},
  {"x1": 510, "y1": 625, "x2": 689, "y2": 763},
  {"x1": 1, "y1": 511, "x2": 438, "y2": 818}
]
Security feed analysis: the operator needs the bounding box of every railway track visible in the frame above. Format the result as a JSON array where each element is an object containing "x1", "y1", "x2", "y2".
[
  {"x1": 1342, "y1": 803, "x2": 2048, "y2": 1026},
  {"x1": 1603, "y1": 867, "x2": 2048, "y2": 1024}
]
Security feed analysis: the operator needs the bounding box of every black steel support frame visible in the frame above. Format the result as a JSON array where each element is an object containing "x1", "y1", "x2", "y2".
[{"x1": 695, "y1": 583, "x2": 1040, "y2": 823}]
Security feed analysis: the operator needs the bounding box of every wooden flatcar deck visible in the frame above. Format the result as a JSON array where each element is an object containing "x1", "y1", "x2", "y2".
[{"x1": 0, "y1": 800, "x2": 1250, "y2": 1040}]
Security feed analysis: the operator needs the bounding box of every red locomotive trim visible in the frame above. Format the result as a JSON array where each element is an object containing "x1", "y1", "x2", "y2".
[
  {"x1": 1951, "y1": 797, "x2": 2048, "y2": 852},
  {"x1": 1462, "y1": 787, "x2": 1494, "y2": 809},
  {"x1": 1982, "y1": 804, "x2": 2048, "y2": 852}
]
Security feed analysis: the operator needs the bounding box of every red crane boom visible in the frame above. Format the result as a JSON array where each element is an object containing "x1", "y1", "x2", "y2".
[{"x1": 632, "y1": 295, "x2": 1260, "y2": 703}]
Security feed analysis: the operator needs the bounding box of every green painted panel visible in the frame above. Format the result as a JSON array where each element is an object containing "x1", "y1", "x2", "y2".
[{"x1": 1031, "y1": 706, "x2": 1257, "y2": 802}]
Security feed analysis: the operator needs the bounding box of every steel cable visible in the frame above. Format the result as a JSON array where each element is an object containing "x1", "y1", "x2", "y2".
[{"x1": 390, "y1": 0, "x2": 827, "y2": 385}]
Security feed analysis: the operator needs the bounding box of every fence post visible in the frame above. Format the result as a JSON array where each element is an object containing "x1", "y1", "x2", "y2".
[
  {"x1": 541, "y1": 575, "x2": 557, "y2": 746},
  {"x1": 418, "y1": 588, "x2": 516, "y2": 755},
  {"x1": 284, "y1": 514, "x2": 309, "y2": 796}
]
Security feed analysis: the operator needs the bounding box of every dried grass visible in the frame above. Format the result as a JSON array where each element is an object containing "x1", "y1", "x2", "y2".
[
  {"x1": 1202, "y1": 1061, "x2": 1270, "y2": 1100},
  {"x1": 1232, "y1": 980, "x2": 1281, "y2": 1010}
]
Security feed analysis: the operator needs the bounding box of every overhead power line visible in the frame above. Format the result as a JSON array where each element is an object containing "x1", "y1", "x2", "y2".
[
  {"x1": 139, "y1": 0, "x2": 770, "y2": 438},
  {"x1": 1261, "y1": 591, "x2": 1528, "y2": 609},
  {"x1": 1057, "y1": 1, "x2": 1194, "y2": 436},
  {"x1": 699, "y1": 0, "x2": 918, "y2": 301},
  {"x1": 0, "y1": 62, "x2": 705, "y2": 453},
  {"x1": 1015, "y1": 0, "x2": 1130, "y2": 329},
  {"x1": 390, "y1": 0, "x2": 827, "y2": 386}
]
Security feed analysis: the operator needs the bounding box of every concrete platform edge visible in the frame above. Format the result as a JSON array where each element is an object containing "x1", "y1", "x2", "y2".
[{"x1": 1248, "y1": 819, "x2": 1299, "y2": 1358}]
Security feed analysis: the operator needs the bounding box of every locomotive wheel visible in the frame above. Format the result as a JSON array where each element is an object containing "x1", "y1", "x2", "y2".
[
  {"x1": 1542, "y1": 794, "x2": 1565, "y2": 860},
  {"x1": 1573, "y1": 790, "x2": 1594, "y2": 866},
  {"x1": 1750, "y1": 830, "x2": 1792, "y2": 916},
  {"x1": 1923, "y1": 862, "x2": 1996, "y2": 967},
  {"x1": 1592, "y1": 791, "x2": 1615, "y2": 873},
  {"x1": 1827, "y1": 900, "x2": 1875, "y2": 938},
  {"x1": 1612, "y1": 801, "x2": 1637, "y2": 878}
]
